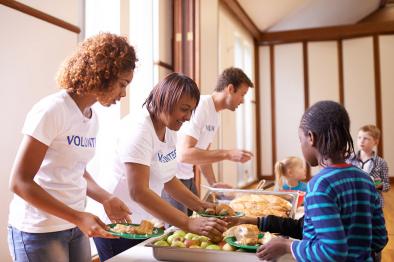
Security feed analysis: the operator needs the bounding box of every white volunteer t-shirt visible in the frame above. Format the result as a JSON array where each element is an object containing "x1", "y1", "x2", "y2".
[
  {"x1": 9, "y1": 90, "x2": 98, "y2": 233},
  {"x1": 177, "y1": 95, "x2": 219, "y2": 180},
  {"x1": 97, "y1": 112, "x2": 177, "y2": 224}
]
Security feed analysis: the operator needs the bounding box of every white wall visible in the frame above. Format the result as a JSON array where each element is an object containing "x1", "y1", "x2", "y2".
[
  {"x1": 379, "y1": 35, "x2": 394, "y2": 178},
  {"x1": 258, "y1": 35, "x2": 394, "y2": 178},
  {"x1": 218, "y1": 4, "x2": 256, "y2": 187},
  {"x1": 343, "y1": 37, "x2": 376, "y2": 142},
  {"x1": 0, "y1": 2, "x2": 81, "y2": 260},
  {"x1": 274, "y1": 43, "x2": 305, "y2": 162}
]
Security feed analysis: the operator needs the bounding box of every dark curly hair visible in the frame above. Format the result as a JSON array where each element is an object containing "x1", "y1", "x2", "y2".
[
  {"x1": 300, "y1": 100, "x2": 354, "y2": 165},
  {"x1": 143, "y1": 73, "x2": 200, "y2": 118},
  {"x1": 215, "y1": 67, "x2": 254, "y2": 92},
  {"x1": 57, "y1": 32, "x2": 137, "y2": 95}
]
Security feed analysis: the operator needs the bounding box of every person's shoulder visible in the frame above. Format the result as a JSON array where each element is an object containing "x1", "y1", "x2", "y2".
[{"x1": 28, "y1": 90, "x2": 68, "y2": 117}]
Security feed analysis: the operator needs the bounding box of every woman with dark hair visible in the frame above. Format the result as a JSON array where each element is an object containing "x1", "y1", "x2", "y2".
[
  {"x1": 8, "y1": 33, "x2": 137, "y2": 262},
  {"x1": 93, "y1": 73, "x2": 227, "y2": 261},
  {"x1": 256, "y1": 101, "x2": 387, "y2": 262}
]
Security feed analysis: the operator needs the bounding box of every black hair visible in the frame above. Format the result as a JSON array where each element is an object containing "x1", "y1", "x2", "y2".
[
  {"x1": 143, "y1": 72, "x2": 200, "y2": 117},
  {"x1": 300, "y1": 100, "x2": 354, "y2": 165}
]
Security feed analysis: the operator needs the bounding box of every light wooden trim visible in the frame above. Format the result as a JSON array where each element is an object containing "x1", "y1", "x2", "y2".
[
  {"x1": 254, "y1": 42, "x2": 262, "y2": 179},
  {"x1": 302, "y1": 41, "x2": 312, "y2": 180},
  {"x1": 269, "y1": 45, "x2": 276, "y2": 180},
  {"x1": 154, "y1": 60, "x2": 174, "y2": 71},
  {"x1": 337, "y1": 40, "x2": 345, "y2": 105},
  {"x1": 0, "y1": 0, "x2": 80, "y2": 33},
  {"x1": 373, "y1": 35, "x2": 384, "y2": 157},
  {"x1": 194, "y1": 0, "x2": 200, "y2": 86},
  {"x1": 219, "y1": 0, "x2": 260, "y2": 40},
  {"x1": 259, "y1": 21, "x2": 394, "y2": 45}
]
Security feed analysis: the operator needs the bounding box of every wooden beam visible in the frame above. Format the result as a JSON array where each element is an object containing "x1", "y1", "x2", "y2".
[
  {"x1": 259, "y1": 21, "x2": 394, "y2": 45},
  {"x1": 0, "y1": 0, "x2": 80, "y2": 33},
  {"x1": 220, "y1": 0, "x2": 260, "y2": 40},
  {"x1": 269, "y1": 45, "x2": 276, "y2": 181},
  {"x1": 373, "y1": 35, "x2": 384, "y2": 157},
  {"x1": 337, "y1": 40, "x2": 345, "y2": 105},
  {"x1": 254, "y1": 42, "x2": 262, "y2": 179}
]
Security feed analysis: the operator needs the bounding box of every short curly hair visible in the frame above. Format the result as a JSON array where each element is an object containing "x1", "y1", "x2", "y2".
[
  {"x1": 57, "y1": 32, "x2": 137, "y2": 95},
  {"x1": 215, "y1": 67, "x2": 254, "y2": 92},
  {"x1": 359, "y1": 124, "x2": 381, "y2": 141}
]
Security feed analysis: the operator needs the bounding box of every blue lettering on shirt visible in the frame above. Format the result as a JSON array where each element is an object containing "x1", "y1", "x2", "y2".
[
  {"x1": 158, "y1": 149, "x2": 176, "y2": 163},
  {"x1": 206, "y1": 125, "x2": 215, "y2": 132},
  {"x1": 67, "y1": 135, "x2": 96, "y2": 148}
]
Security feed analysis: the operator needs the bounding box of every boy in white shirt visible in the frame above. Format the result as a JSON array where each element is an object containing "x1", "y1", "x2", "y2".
[{"x1": 162, "y1": 67, "x2": 254, "y2": 215}]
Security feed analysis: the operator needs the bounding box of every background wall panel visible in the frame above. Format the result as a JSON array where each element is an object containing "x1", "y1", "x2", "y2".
[
  {"x1": 308, "y1": 41, "x2": 340, "y2": 104},
  {"x1": 274, "y1": 43, "x2": 304, "y2": 163},
  {"x1": 259, "y1": 46, "x2": 273, "y2": 176},
  {"x1": 0, "y1": 4, "x2": 79, "y2": 260},
  {"x1": 379, "y1": 35, "x2": 394, "y2": 177},
  {"x1": 343, "y1": 37, "x2": 376, "y2": 143}
]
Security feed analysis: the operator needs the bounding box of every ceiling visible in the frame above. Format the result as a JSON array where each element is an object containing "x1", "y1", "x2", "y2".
[{"x1": 237, "y1": 0, "x2": 382, "y2": 32}]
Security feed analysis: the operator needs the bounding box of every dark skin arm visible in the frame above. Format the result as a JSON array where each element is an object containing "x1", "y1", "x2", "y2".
[
  {"x1": 9, "y1": 135, "x2": 117, "y2": 238},
  {"x1": 126, "y1": 162, "x2": 227, "y2": 239}
]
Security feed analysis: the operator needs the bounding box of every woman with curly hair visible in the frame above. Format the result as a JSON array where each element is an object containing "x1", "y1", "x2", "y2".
[{"x1": 8, "y1": 33, "x2": 137, "y2": 262}]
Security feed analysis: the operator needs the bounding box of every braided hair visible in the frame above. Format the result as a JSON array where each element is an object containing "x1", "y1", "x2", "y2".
[{"x1": 300, "y1": 100, "x2": 354, "y2": 165}]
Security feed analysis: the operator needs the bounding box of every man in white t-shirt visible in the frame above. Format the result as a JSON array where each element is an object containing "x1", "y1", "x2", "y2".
[{"x1": 162, "y1": 67, "x2": 254, "y2": 215}]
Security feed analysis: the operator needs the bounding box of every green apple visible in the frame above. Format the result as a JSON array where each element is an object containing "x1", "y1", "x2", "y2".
[
  {"x1": 171, "y1": 240, "x2": 186, "y2": 248},
  {"x1": 189, "y1": 245, "x2": 202, "y2": 249},
  {"x1": 206, "y1": 244, "x2": 221, "y2": 250},
  {"x1": 173, "y1": 230, "x2": 186, "y2": 238},
  {"x1": 200, "y1": 241, "x2": 210, "y2": 249},
  {"x1": 154, "y1": 240, "x2": 170, "y2": 247},
  {"x1": 196, "y1": 236, "x2": 210, "y2": 242},
  {"x1": 166, "y1": 234, "x2": 177, "y2": 245},
  {"x1": 184, "y1": 233, "x2": 197, "y2": 240}
]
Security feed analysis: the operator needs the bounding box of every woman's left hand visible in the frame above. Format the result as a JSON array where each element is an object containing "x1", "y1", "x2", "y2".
[
  {"x1": 256, "y1": 237, "x2": 292, "y2": 261},
  {"x1": 103, "y1": 196, "x2": 132, "y2": 224}
]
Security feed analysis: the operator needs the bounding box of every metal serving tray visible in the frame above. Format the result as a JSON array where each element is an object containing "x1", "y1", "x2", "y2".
[
  {"x1": 145, "y1": 231, "x2": 260, "y2": 262},
  {"x1": 201, "y1": 186, "x2": 298, "y2": 218}
]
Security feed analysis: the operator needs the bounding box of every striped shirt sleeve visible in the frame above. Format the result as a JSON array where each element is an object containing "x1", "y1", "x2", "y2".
[
  {"x1": 371, "y1": 193, "x2": 388, "y2": 252},
  {"x1": 291, "y1": 190, "x2": 348, "y2": 261}
]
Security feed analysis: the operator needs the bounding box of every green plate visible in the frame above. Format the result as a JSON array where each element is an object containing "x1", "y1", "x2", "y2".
[
  {"x1": 224, "y1": 233, "x2": 263, "y2": 251},
  {"x1": 197, "y1": 211, "x2": 245, "y2": 218},
  {"x1": 107, "y1": 223, "x2": 164, "y2": 239}
]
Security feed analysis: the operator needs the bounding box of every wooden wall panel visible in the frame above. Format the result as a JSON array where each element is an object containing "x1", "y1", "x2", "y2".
[
  {"x1": 308, "y1": 41, "x2": 340, "y2": 104},
  {"x1": 343, "y1": 37, "x2": 376, "y2": 143},
  {"x1": 379, "y1": 35, "x2": 394, "y2": 176},
  {"x1": 274, "y1": 43, "x2": 304, "y2": 163},
  {"x1": 259, "y1": 46, "x2": 273, "y2": 176}
]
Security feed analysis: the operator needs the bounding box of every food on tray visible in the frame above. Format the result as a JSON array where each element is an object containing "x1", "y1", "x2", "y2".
[
  {"x1": 223, "y1": 224, "x2": 260, "y2": 246},
  {"x1": 152, "y1": 230, "x2": 228, "y2": 250},
  {"x1": 111, "y1": 220, "x2": 154, "y2": 235},
  {"x1": 201, "y1": 203, "x2": 236, "y2": 216},
  {"x1": 229, "y1": 194, "x2": 292, "y2": 217},
  {"x1": 261, "y1": 231, "x2": 277, "y2": 245}
]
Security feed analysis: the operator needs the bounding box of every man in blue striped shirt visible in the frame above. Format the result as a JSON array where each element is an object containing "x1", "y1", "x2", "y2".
[{"x1": 257, "y1": 101, "x2": 387, "y2": 261}]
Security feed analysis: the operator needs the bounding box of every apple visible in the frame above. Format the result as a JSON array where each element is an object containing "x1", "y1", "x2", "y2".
[
  {"x1": 206, "y1": 244, "x2": 221, "y2": 250},
  {"x1": 167, "y1": 234, "x2": 184, "y2": 244},
  {"x1": 173, "y1": 230, "x2": 186, "y2": 238},
  {"x1": 189, "y1": 245, "x2": 202, "y2": 249},
  {"x1": 154, "y1": 240, "x2": 170, "y2": 247},
  {"x1": 171, "y1": 240, "x2": 186, "y2": 248},
  {"x1": 184, "y1": 239, "x2": 201, "y2": 248},
  {"x1": 222, "y1": 243, "x2": 236, "y2": 251},
  {"x1": 184, "y1": 233, "x2": 197, "y2": 240},
  {"x1": 200, "y1": 241, "x2": 210, "y2": 249},
  {"x1": 195, "y1": 236, "x2": 210, "y2": 242}
]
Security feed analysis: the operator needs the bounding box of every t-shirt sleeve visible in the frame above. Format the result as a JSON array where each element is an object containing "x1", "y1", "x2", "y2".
[
  {"x1": 183, "y1": 102, "x2": 207, "y2": 140},
  {"x1": 22, "y1": 102, "x2": 62, "y2": 146},
  {"x1": 117, "y1": 123, "x2": 153, "y2": 167}
]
